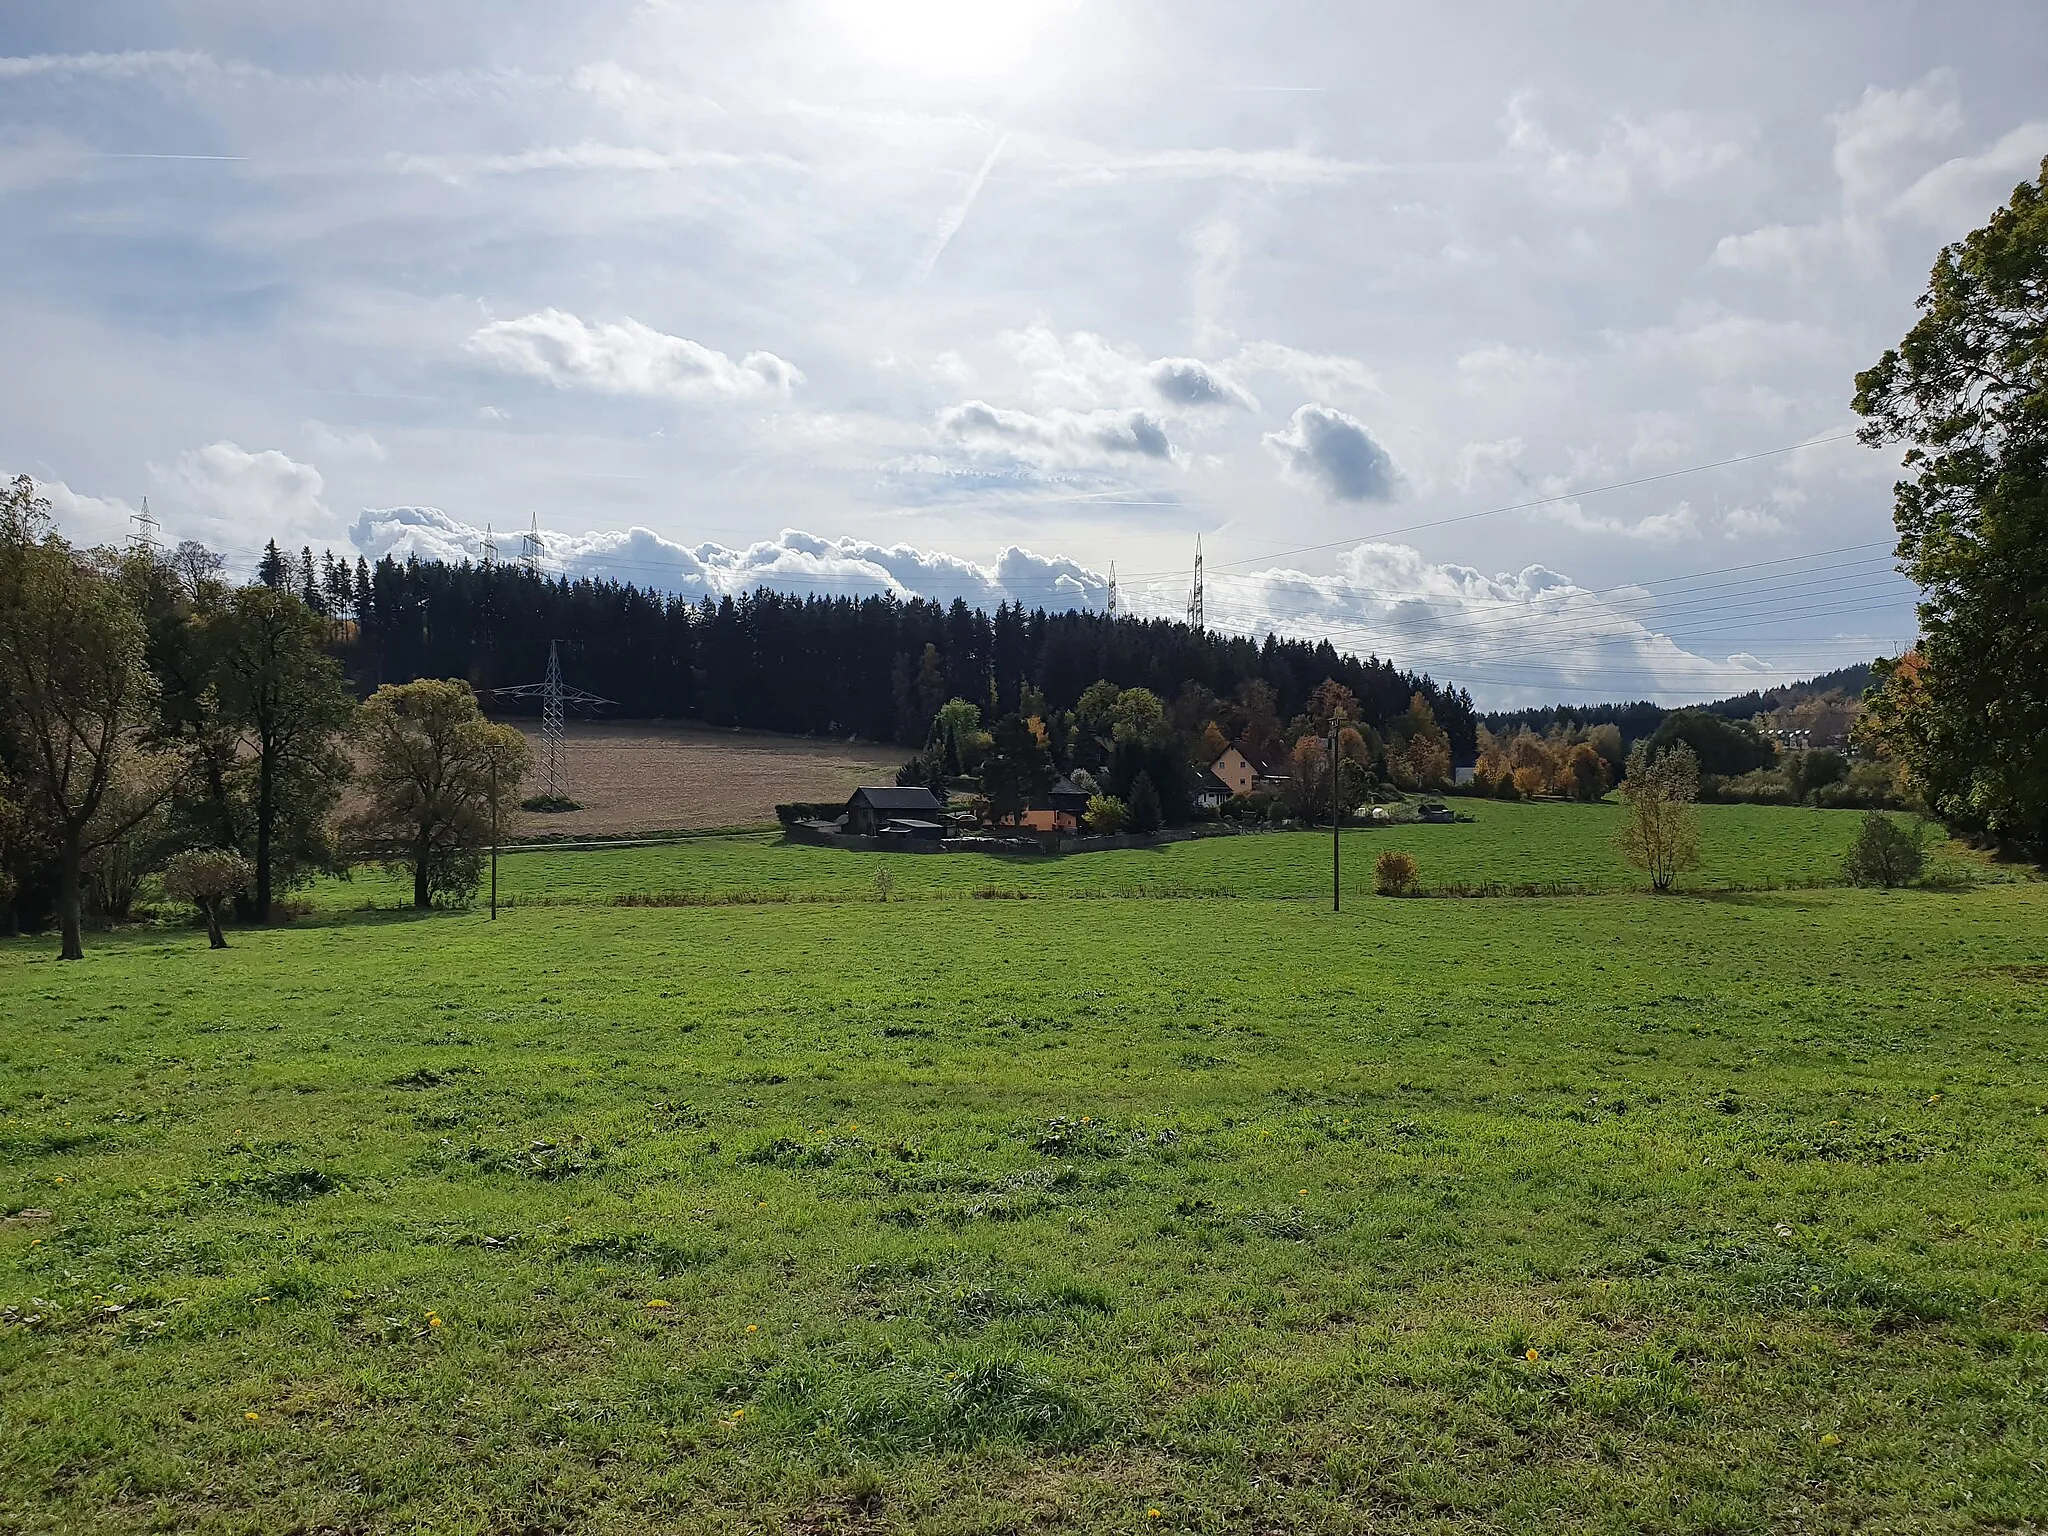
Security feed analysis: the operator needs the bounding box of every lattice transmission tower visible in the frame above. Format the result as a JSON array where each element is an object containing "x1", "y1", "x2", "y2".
[
  {"x1": 478, "y1": 523, "x2": 498, "y2": 567},
  {"x1": 490, "y1": 639, "x2": 616, "y2": 802},
  {"x1": 127, "y1": 497, "x2": 160, "y2": 555},
  {"x1": 1185, "y1": 535, "x2": 1204, "y2": 630},
  {"x1": 1106, "y1": 562, "x2": 1118, "y2": 616},
  {"x1": 519, "y1": 514, "x2": 545, "y2": 574}
]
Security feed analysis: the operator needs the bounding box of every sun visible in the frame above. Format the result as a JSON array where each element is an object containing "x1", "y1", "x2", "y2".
[{"x1": 825, "y1": 0, "x2": 1074, "y2": 80}]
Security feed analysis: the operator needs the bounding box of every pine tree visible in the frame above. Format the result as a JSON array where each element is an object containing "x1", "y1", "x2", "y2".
[
  {"x1": 257, "y1": 540, "x2": 288, "y2": 589},
  {"x1": 1127, "y1": 771, "x2": 1162, "y2": 833}
]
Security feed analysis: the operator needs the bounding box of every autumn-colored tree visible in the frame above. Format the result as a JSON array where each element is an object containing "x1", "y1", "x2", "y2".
[
  {"x1": 1374, "y1": 849, "x2": 1419, "y2": 896},
  {"x1": 1084, "y1": 794, "x2": 1127, "y2": 833},
  {"x1": 1616, "y1": 741, "x2": 1701, "y2": 892},
  {"x1": 1511, "y1": 764, "x2": 1548, "y2": 800},
  {"x1": 1199, "y1": 720, "x2": 1230, "y2": 763},
  {"x1": 1561, "y1": 742, "x2": 1611, "y2": 801},
  {"x1": 343, "y1": 680, "x2": 532, "y2": 909}
]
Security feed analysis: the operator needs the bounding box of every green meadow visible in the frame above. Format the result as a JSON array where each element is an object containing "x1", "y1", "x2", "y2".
[
  {"x1": 3, "y1": 809, "x2": 2046, "y2": 1533},
  {"x1": 317, "y1": 800, "x2": 1998, "y2": 911}
]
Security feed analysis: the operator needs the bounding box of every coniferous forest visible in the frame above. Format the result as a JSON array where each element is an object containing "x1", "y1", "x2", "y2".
[{"x1": 285, "y1": 546, "x2": 1479, "y2": 756}]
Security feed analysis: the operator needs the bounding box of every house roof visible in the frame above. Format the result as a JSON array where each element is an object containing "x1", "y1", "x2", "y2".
[
  {"x1": 1200, "y1": 768, "x2": 1235, "y2": 795},
  {"x1": 849, "y1": 785, "x2": 947, "y2": 811},
  {"x1": 1047, "y1": 775, "x2": 1088, "y2": 799}
]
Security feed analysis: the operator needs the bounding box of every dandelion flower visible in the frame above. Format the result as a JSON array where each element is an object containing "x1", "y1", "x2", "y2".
[
  {"x1": 428, "y1": 1314, "x2": 442, "y2": 1328},
  {"x1": 1525, "y1": 1347, "x2": 1540, "y2": 1362},
  {"x1": 1147, "y1": 1511, "x2": 1162, "y2": 1520},
  {"x1": 1820, "y1": 1432, "x2": 1841, "y2": 1447},
  {"x1": 1298, "y1": 1189, "x2": 1307, "y2": 1195},
  {"x1": 746, "y1": 1324, "x2": 759, "y2": 1333},
  {"x1": 244, "y1": 1412, "x2": 260, "y2": 1422},
  {"x1": 52, "y1": 1176, "x2": 65, "y2": 1185},
  {"x1": 647, "y1": 1299, "x2": 671, "y2": 1309}
]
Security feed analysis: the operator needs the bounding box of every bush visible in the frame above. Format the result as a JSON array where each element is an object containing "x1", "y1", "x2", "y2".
[
  {"x1": 1843, "y1": 812, "x2": 1926, "y2": 888},
  {"x1": 1374, "y1": 850, "x2": 1419, "y2": 896},
  {"x1": 1815, "y1": 759, "x2": 1906, "y2": 810},
  {"x1": 1083, "y1": 794, "x2": 1127, "y2": 834}
]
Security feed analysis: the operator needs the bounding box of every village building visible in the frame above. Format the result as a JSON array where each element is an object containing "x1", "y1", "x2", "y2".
[
  {"x1": 1017, "y1": 775, "x2": 1092, "y2": 832},
  {"x1": 844, "y1": 785, "x2": 948, "y2": 837}
]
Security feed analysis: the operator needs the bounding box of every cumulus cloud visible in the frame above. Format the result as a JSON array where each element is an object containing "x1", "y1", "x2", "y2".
[
  {"x1": 936, "y1": 400, "x2": 1175, "y2": 468},
  {"x1": 1263, "y1": 404, "x2": 1399, "y2": 501},
  {"x1": 466, "y1": 310, "x2": 802, "y2": 402},
  {"x1": 38, "y1": 479, "x2": 142, "y2": 547},
  {"x1": 1891, "y1": 122, "x2": 2048, "y2": 230},
  {"x1": 158, "y1": 441, "x2": 330, "y2": 545},
  {"x1": 1503, "y1": 93, "x2": 1747, "y2": 208},
  {"x1": 348, "y1": 508, "x2": 1111, "y2": 613},
  {"x1": 1149, "y1": 358, "x2": 1256, "y2": 411}
]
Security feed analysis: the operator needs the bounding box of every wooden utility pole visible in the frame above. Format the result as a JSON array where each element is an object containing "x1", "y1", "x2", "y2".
[
  {"x1": 489, "y1": 757, "x2": 499, "y2": 921},
  {"x1": 1329, "y1": 716, "x2": 1342, "y2": 912}
]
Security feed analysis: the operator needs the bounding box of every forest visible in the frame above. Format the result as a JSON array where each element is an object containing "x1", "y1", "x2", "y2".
[{"x1": 263, "y1": 541, "x2": 1480, "y2": 756}]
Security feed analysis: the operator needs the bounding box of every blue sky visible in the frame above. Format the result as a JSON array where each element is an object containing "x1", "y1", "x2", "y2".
[{"x1": 4, "y1": 1, "x2": 2045, "y2": 705}]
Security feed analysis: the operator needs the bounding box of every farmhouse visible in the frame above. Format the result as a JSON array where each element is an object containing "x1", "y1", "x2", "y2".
[
  {"x1": 1016, "y1": 774, "x2": 1092, "y2": 832},
  {"x1": 844, "y1": 785, "x2": 948, "y2": 836}
]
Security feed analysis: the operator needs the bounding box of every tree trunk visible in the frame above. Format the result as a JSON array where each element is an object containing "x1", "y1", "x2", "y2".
[
  {"x1": 413, "y1": 838, "x2": 432, "y2": 910},
  {"x1": 57, "y1": 835, "x2": 84, "y2": 961},
  {"x1": 255, "y1": 746, "x2": 274, "y2": 921},
  {"x1": 203, "y1": 898, "x2": 227, "y2": 949}
]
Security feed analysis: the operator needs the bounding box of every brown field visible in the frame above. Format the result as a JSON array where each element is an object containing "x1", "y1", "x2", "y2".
[{"x1": 501, "y1": 720, "x2": 906, "y2": 837}]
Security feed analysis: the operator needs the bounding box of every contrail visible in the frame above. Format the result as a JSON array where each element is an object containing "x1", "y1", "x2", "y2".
[{"x1": 919, "y1": 131, "x2": 1008, "y2": 281}]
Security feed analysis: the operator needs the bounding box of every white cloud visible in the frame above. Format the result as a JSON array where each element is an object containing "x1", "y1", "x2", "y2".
[
  {"x1": 156, "y1": 442, "x2": 330, "y2": 546},
  {"x1": 1263, "y1": 404, "x2": 1399, "y2": 501},
  {"x1": 1891, "y1": 122, "x2": 2048, "y2": 230},
  {"x1": 1232, "y1": 340, "x2": 1380, "y2": 398},
  {"x1": 38, "y1": 479, "x2": 141, "y2": 547},
  {"x1": 1710, "y1": 220, "x2": 1854, "y2": 276},
  {"x1": 1722, "y1": 505, "x2": 1787, "y2": 539},
  {"x1": 1543, "y1": 499, "x2": 1701, "y2": 541},
  {"x1": 348, "y1": 509, "x2": 1112, "y2": 612},
  {"x1": 466, "y1": 310, "x2": 803, "y2": 402},
  {"x1": 1504, "y1": 92, "x2": 1747, "y2": 208},
  {"x1": 936, "y1": 400, "x2": 1176, "y2": 467},
  {"x1": 1830, "y1": 70, "x2": 1961, "y2": 207}
]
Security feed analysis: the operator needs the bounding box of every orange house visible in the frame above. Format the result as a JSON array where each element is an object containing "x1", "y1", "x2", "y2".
[{"x1": 1210, "y1": 744, "x2": 1260, "y2": 798}]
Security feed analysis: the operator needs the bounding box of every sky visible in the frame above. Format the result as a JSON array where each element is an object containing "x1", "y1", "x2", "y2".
[{"x1": 4, "y1": 1, "x2": 2045, "y2": 708}]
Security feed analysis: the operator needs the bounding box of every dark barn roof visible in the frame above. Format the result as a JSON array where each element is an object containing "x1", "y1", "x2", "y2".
[{"x1": 848, "y1": 785, "x2": 947, "y2": 812}]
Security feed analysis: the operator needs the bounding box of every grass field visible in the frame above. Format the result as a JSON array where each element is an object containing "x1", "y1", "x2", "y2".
[
  {"x1": 4, "y1": 808, "x2": 2046, "y2": 1534},
  {"x1": 315, "y1": 799, "x2": 2004, "y2": 912}
]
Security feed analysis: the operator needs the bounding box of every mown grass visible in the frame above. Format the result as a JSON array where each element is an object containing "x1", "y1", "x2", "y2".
[
  {"x1": 3, "y1": 817, "x2": 2046, "y2": 1533},
  {"x1": 312, "y1": 799, "x2": 1998, "y2": 912}
]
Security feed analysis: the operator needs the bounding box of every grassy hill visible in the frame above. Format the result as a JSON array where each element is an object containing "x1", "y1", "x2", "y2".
[{"x1": 3, "y1": 810, "x2": 2044, "y2": 1532}]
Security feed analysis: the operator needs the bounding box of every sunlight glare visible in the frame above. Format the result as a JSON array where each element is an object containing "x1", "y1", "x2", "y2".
[{"x1": 826, "y1": 0, "x2": 1074, "y2": 79}]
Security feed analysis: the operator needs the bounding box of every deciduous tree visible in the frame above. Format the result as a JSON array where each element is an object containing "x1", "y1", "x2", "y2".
[
  {"x1": 1616, "y1": 741, "x2": 1701, "y2": 893},
  {"x1": 162, "y1": 848, "x2": 250, "y2": 948},
  {"x1": 344, "y1": 679, "x2": 532, "y2": 909},
  {"x1": 0, "y1": 478, "x2": 178, "y2": 957},
  {"x1": 1854, "y1": 157, "x2": 2048, "y2": 849},
  {"x1": 210, "y1": 585, "x2": 356, "y2": 918}
]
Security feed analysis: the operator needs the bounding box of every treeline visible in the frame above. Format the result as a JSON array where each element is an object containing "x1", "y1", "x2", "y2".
[
  {"x1": 1482, "y1": 661, "x2": 1879, "y2": 747},
  {"x1": 0, "y1": 482, "x2": 531, "y2": 950},
  {"x1": 262, "y1": 540, "x2": 1477, "y2": 757}
]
